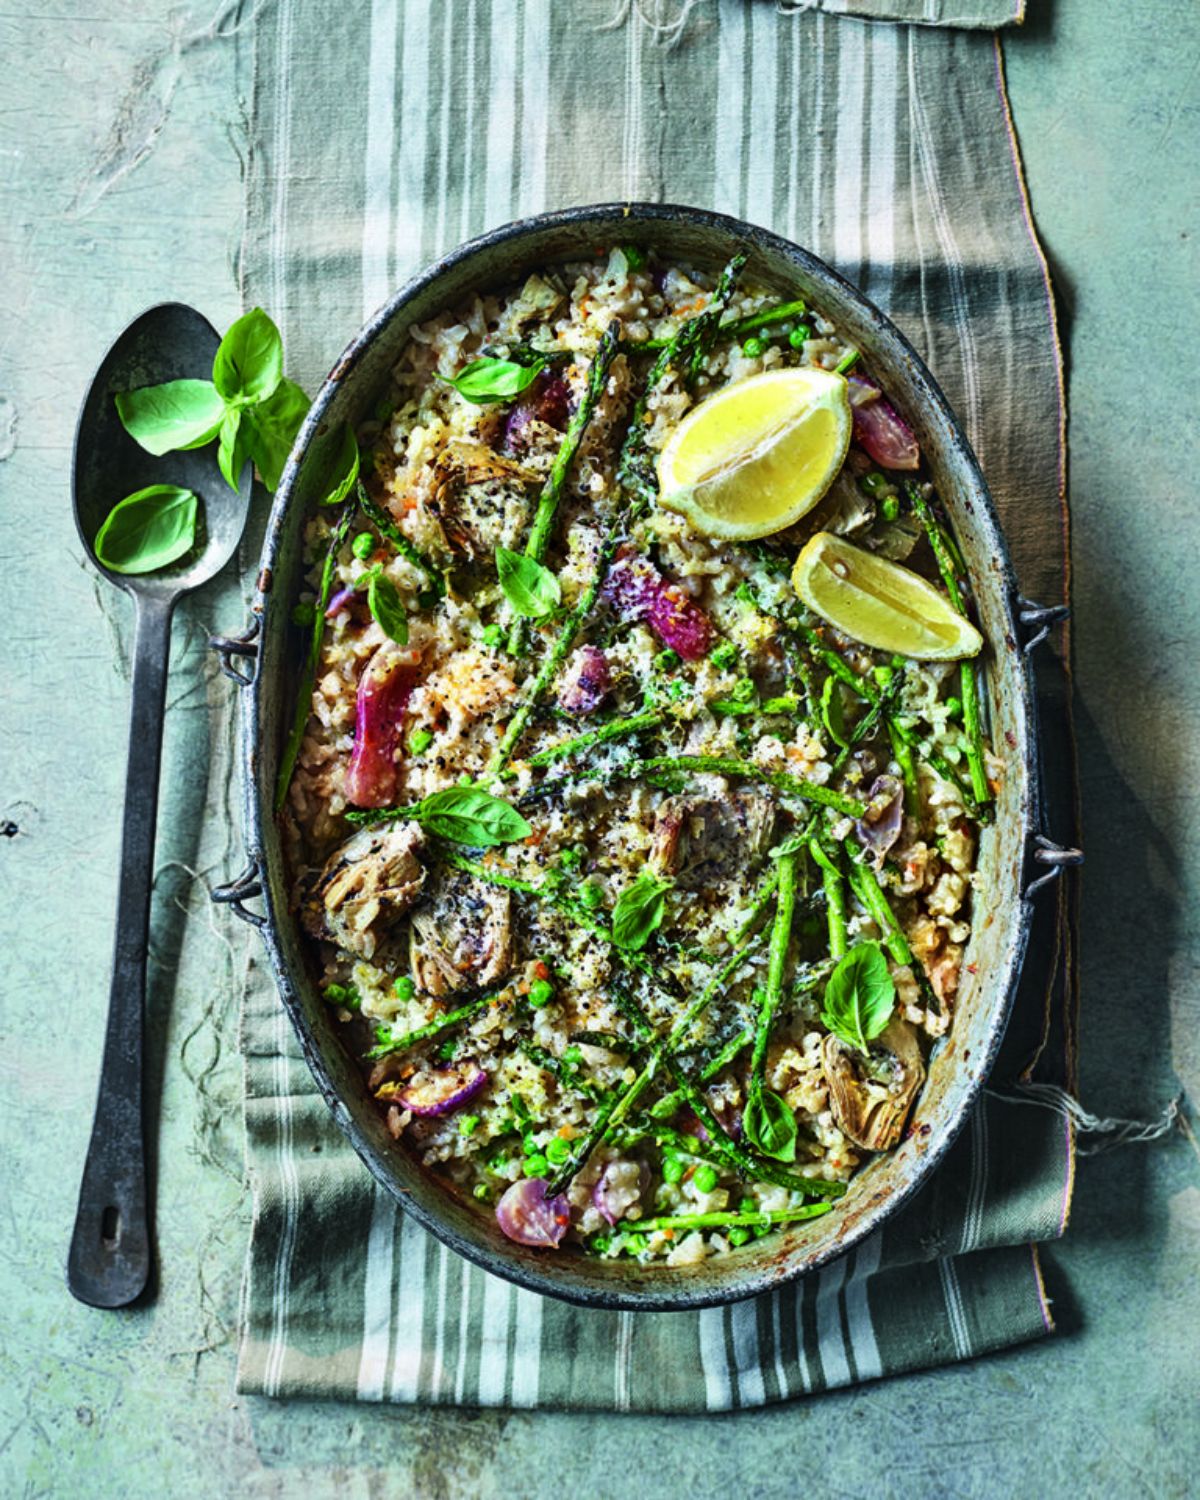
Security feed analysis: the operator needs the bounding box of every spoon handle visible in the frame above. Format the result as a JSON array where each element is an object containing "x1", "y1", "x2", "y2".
[{"x1": 67, "y1": 591, "x2": 174, "y2": 1308}]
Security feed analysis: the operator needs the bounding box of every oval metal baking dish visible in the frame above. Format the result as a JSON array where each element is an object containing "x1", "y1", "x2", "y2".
[{"x1": 217, "y1": 204, "x2": 1050, "y2": 1312}]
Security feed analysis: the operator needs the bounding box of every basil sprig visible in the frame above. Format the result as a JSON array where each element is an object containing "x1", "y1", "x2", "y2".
[
  {"x1": 495, "y1": 546, "x2": 561, "y2": 619},
  {"x1": 320, "y1": 424, "x2": 361, "y2": 508},
  {"x1": 114, "y1": 380, "x2": 225, "y2": 456},
  {"x1": 212, "y1": 307, "x2": 283, "y2": 405},
  {"x1": 411, "y1": 786, "x2": 531, "y2": 847},
  {"x1": 114, "y1": 307, "x2": 310, "y2": 495},
  {"x1": 93, "y1": 484, "x2": 199, "y2": 575},
  {"x1": 820, "y1": 942, "x2": 896, "y2": 1053},
  {"x1": 364, "y1": 568, "x2": 408, "y2": 645},
  {"x1": 743, "y1": 1088, "x2": 798, "y2": 1163},
  {"x1": 447, "y1": 355, "x2": 544, "y2": 404},
  {"x1": 611, "y1": 869, "x2": 674, "y2": 952}
]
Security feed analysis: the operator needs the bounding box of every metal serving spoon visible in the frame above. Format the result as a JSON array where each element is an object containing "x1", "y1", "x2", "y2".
[{"x1": 68, "y1": 304, "x2": 252, "y2": 1308}]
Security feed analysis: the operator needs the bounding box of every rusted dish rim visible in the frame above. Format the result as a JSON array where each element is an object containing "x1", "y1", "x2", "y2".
[{"x1": 242, "y1": 202, "x2": 1039, "y2": 1311}]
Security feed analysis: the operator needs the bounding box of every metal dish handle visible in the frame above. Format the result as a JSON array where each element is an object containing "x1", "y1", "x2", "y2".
[
  {"x1": 209, "y1": 615, "x2": 261, "y2": 686},
  {"x1": 1017, "y1": 596, "x2": 1070, "y2": 654},
  {"x1": 208, "y1": 615, "x2": 267, "y2": 927},
  {"x1": 1023, "y1": 833, "x2": 1083, "y2": 900}
]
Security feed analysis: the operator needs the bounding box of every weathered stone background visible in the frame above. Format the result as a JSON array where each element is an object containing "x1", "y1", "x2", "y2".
[{"x1": 1, "y1": 1, "x2": 1196, "y2": 1495}]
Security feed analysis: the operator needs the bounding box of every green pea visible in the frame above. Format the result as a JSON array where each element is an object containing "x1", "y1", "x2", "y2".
[
  {"x1": 661, "y1": 1154, "x2": 684, "y2": 1185},
  {"x1": 459, "y1": 1115, "x2": 480, "y2": 1137},
  {"x1": 524, "y1": 1154, "x2": 548, "y2": 1178},
  {"x1": 880, "y1": 495, "x2": 901, "y2": 522},
  {"x1": 728, "y1": 1226, "x2": 752, "y2": 1247},
  {"x1": 592, "y1": 1232, "x2": 613, "y2": 1254},
  {"x1": 352, "y1": 531, "x2": 375, "y2": 560},
  {"x1": 624, "y1": 1233, "x2": 647, "y2": 1255},
  {"x1": 739, "y1": 1196, "x2": 758, "y2": 1214},
  {"x1": 408, "y1": 727, "x2": 433, "y2": 755},
  {"x1": 562, "y1": 1046, "x2": 584, "y2": 1067},
  {"x1": 579, "y1": 880, "x2": 604, "y2": 910},
  {"x1": 291, "y1": 600, "x2": 315, "y2": 627},
  {"x1": 693, "y1": 1164, "x2": 719, "y2": 1194},
  {"x1": 481, "y1": 623, "x2": 504, "y2": 648},
  {"x1": 559, "y1": 846, "x2": 582, "y2": 869},
  {"x1": 436, "y1": 1037, "x2": 457, "y2": 1062},
  {"x1": 860, "y1": 471, "x2": 889, "y2": 497},
  {"x1": 528, "y1": 978, "x2": 554, "y2": 1008},
  {"x1": 545, "y1": 1137, "x2": 571, "y2": 1164},
  {"x1": 730, "y1": 677, "x2": 756, "y2": 704},
  {"x1": 393, "y1": 975, "x2": 416, "y2": 1001},
  {"x1": 788, "y1": 324, "x2": 812, "y2": 348},
  {"x1": 742, "y1": 336, "x2": 768, "y2": 359},
  {"x1": 654, "y1": 647, "x2": 681, "y2": 674},
  {"x1": 709, "y1": 640, "x2": 738, "y2": 670}
]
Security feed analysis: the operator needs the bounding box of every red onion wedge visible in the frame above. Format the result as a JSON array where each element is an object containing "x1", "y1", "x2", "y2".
[
  {"x1": 496, "y1": 1177, "x2": 572, "y2": 1248},
  {"x1": 604, "y1": 554, "x2": 715, "y2": 661},
  {"x1": 592, "y1": 1159, "x2": 650, "y2": 1226},
  {"x1": 344, "y1": 645, "x2": 420, "y2": 808},
  {"x1": 855, "y1": 773, "x2": 905, "y2": 868},
  {"x1": 848, "y1": 375, "x2": 920, "y2": 472},
  {"x1": 558, "y1": 645, "x2": 611, "y2": 715},
  {"x1": 389, "y1": 1061, "x2": 486, "y2": 1118},
  {"x1": 325, "y1": 583, "x2": 361, "y2": 620},
  {"x1": 502, "y1": 370, "x2": 572, "y2": 453}
]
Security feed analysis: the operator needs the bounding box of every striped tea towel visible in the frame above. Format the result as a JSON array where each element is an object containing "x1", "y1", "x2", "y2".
[{"x1": 231, "y1": 0, "x2": 1079, "y2": 1409}]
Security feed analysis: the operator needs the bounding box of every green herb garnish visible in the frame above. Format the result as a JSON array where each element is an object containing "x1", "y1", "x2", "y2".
[
  {"x1": 610, "y1": 869, "x2": 674, "y2": 952},
  {"x1": 447, "y1": 355, "x2": 544, "y2": 404},
  {"x1": 819, "y1": 942, "x2": 896, "y2": 1054},
  {"x1": 114, "y1": 379, "x2": 225, "y2": 456},
  {"x1": 495, "y1": 546, "x2": 562, "y2": 620},
  {"x1": 93, "y1": 484, "x2": 199, "y2": 575}
]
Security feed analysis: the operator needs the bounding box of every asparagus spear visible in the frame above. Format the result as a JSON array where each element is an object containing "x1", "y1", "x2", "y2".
[
  {"x1": 632, "y1": 297, "x2": 807, "y2": 354},
  {"x1": 598, "y1": 926, "x2": 767, "y2": 1150},
  {"x1": 606, "y1": 1205, "x2": 833, "y2": 1239},
  {"x1": 501, "y1": 709, "x2": 663, "y2": 779},
  {"x1": 275, "y1": 501, "x2": 356, "y2": 812},
  {"x1": 633, "y1": 755, "x2": 866, "y2": 819},
  {"x1": 507, "y1": 322, "x2": 623, "y2": 654},
  {"x1": 366, "y1": 984, "x2": 510, "y2": 1059},
  {"x1": 809, "y1": 836, "x2": 848, "y2": 960},
  {"x1": 608, "y1": 985, "x2": 845, "y2": 1200},
  {"x1": 745, "y1": 848, "x2": 799, "y2": 1105},
  {"x1": 905, "y1": 482, "x2": 992, "y2": 811},
  {"x1": 355, "y1": 480, "x2": 444, "y2": 597},
  {"x1": 843, "y1": 840, "x2": 913, "y2": 967}
]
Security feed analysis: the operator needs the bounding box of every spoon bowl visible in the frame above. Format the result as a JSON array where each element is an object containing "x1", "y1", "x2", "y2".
[
  {"x1": 73, "y1": 302, "x2": 252, "y2": 595},
  {"x1": 68, "y1": 303, "x2": 253, "y2": 1308}
]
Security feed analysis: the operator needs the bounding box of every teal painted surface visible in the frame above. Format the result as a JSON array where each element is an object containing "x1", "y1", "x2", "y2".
[{"x1": 0, "y1": 1, "x2": 1196, "y2": 1494}]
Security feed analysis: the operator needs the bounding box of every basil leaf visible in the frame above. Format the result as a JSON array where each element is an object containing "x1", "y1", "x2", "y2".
[
  {"x1": 218, "y1": 406, "x2": 251, "y2": 492},
  {"x1": 212, "y1": 307, "x2": 283, "y2": 406},
  {"x1": 820, "y1": 942, "x2": 895, "y2": 1054},
  {"x1": 743, "y1": 1088, "x2": 798, "y2": 1163},
  {"x1": 448, "y1": 355, "x2": 544, "y2": 404},
  {"x1": 93, "y1": 484, "x2": 199, "y2": 575},
  {"x1": 114, "y1": 379, "x2": 225, "y2": 456},
  {"x1": 245, "y1": 377, "x2": 311, "y2": 491},
  {"x1": 820, "y1": 674, "x2": 850, "y2": 749},
  {"x1": 413, "y1": 786, "x2": 531, "y2": 847},
  {"x1": 495, "y1": 546, "x2": 562, "y2": 619},
  {"x1": 318, "y1": 422, "x2": 361, "y2": 507},
  {"x1": 610, "y1": 869, "x2": 673, "y2": 952},
  {"x1": 367, "y1": 571, "x2": 408, "y2": 644}
]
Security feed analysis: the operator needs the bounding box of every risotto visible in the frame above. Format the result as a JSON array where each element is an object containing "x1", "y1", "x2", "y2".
[{"x1": 280, "y1": 246, "x2": 996, "y2": 1265}]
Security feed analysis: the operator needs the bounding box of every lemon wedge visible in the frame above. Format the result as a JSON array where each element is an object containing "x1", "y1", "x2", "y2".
[
  {"x1": 793, "y1": 531, "x2": 983, "y2": 661},
  {"x1": 657, "y1": 368, "x2": 852, "y2": 540}
]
